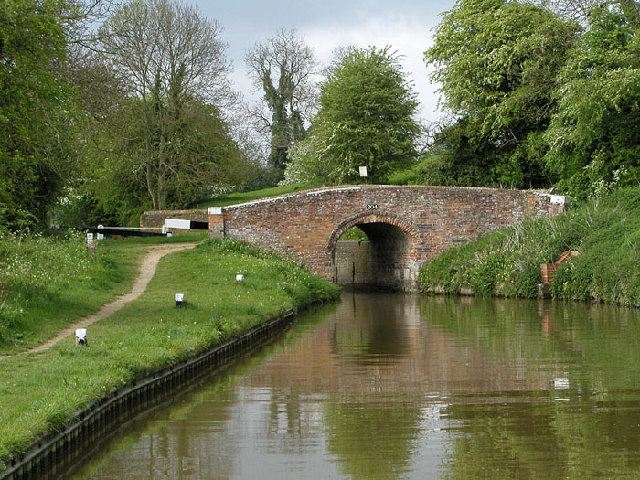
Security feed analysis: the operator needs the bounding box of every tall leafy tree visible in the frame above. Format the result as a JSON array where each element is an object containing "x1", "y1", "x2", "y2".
[
  {"x1": 544, "y1": 2, "x2": 640, "y2": 198},
  {"x1": 97, "y1": 0, "x2": 238, "y2": 210},
  {"x1": 285, "y1": 46, "x2": 420, "y2": 185},
  {"x1": 425, "y1": 0, "x2": 577, "y2": 188},
  {"x1": 245, "y1": 28, "x2": 318, "y2": 175},
  {"x1": 0, "y1": 0, "x2": 74, "y2": 229},
  {"x1": 530, "y1": 0, "x2": 601, "y2": 23}
]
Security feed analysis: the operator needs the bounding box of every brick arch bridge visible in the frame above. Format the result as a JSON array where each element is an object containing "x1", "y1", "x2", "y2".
[{"x1": 208, "y1": 185, "x2": 567, "y2": 290}]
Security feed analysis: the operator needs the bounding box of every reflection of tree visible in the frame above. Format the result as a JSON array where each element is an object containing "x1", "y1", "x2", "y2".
[
  {"x1": 68, "y1": 364, "x2": 249, "y2": 479},
  {"x1": 324, "y1": 402, "x2": 422, "y2": 480},
  {"x1": 441, "y1": 393, "x2": 640, "y2": 479},
  {"x1": 442, "y1": 402, "x2": 567, "y2": 479},
  {"x1": 422, "y1": 296, "x2": 640, "y2": 391}
]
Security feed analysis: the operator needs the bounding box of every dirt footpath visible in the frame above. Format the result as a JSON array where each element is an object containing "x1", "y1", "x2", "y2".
[{"x1": 0, "y1": 243, "x2": 196, "y2": 360}]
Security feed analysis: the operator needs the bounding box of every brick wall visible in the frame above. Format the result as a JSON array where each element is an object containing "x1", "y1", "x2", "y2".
[{"x1": 208, "y1": 186, "x2": 567, "y2": 291}]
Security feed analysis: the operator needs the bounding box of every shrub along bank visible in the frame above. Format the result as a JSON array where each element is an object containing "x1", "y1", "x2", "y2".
[
  {"x1": 0, "y1": 237, "x2": 340, "y2": 472},
  {"x1": 420, "y1": 187, "x2": 640, "y2": 307}
]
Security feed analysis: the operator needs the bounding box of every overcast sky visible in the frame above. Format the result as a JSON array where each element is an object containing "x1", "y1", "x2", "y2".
[{"x1": 193, "y1": 1, "x2": 456, "y2": 123}]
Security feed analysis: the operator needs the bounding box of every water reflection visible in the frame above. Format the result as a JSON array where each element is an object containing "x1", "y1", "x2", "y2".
[{"x1": 66, "y1": 292, "x2": 640, "y2": 479}]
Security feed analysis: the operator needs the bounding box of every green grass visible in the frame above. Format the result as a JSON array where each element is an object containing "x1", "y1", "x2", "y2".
[
  {"x1": 420, "y1": 187, "x2": 640, "y2": 306},
  {"x1": 0, "y1": 233, "x2": 141, "y2": 353},
  {"x1": 193, "y1": 183, "x2": 314, "y2": 208},
  {"x1": 0, "y1": 237, "x2": 340, "y2": 471},
  {"x1": 0, "y1": 232, "x2": 208, "y2": 354}
]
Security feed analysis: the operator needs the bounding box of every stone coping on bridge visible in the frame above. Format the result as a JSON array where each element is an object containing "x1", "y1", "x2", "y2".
[
  {"x1": 207, "y1": 185, "x2": 365, "y2": 213},
  {"x1": 205, "y1": 185, "x2": 567, "y2": 214}
]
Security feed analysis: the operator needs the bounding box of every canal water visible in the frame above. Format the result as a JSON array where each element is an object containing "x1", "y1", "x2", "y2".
[{"x1": 65, "y1": 292, "x2": 640, "y2": 479}]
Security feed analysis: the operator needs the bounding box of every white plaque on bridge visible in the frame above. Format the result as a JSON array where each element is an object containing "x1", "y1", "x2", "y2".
[{"x1": 549, "y1": 195, "x2": 568, "y2": 205}]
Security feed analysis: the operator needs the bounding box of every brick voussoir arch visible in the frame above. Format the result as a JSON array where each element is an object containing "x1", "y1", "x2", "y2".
[{"x1": 327, "y1": 211, "x2": 420, "y2": 257}]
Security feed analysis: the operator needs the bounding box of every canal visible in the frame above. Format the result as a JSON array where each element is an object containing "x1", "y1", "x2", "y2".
[{"x1": 64, "y1": 291, "x2": 640, "y2": 479}]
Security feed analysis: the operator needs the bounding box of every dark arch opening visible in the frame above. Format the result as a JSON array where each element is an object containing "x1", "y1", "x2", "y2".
[{"x1": 329, "y1": 214, "x2": 418, "y2": 291}]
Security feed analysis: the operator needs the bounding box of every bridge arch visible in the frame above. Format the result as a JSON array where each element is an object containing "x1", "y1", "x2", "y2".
[{"x1": 328, "y1": 212, "x2": 421, "y2": 290}]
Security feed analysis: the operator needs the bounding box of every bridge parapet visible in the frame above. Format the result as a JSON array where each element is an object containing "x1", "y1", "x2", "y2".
[{"x1": 208, "y1": 186, "x2": 568, "y2": 290}]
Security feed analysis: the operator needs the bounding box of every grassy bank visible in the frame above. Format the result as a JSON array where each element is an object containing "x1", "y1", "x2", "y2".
[
  {"x1": 0, "y1": 237, "x2": 340, "y2": 471},
  {"x1": 420, "y1": 187, "x2": 640, "y2": 307},
  {"x1": 0, "y1": 231, "x2": 206, "y2": 354}
]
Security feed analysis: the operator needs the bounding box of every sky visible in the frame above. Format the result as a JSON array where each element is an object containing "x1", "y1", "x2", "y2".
[{"x1": 193, "y1": 0, "x2": 456, "y2": 123}]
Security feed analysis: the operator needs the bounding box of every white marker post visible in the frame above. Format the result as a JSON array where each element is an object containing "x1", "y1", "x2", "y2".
[
  {"x1": 358, "y1": 166, "x2": 368, "y2": 184},
  {"x1": 175, "y1": 293, "x2": 184, "y2": 307},
  {"x1": 76, "y1": 328, "x2": 88, "y2": 346},
  {"x1": 86, "y1": 232, "x2": 96, "y2": 257}
]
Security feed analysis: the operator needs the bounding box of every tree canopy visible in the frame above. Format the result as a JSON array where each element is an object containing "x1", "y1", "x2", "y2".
[
  {"x1": 543, "y1": 3, "x2": 640, "y2": 197},
  {"x1": 5, "y1": 0, "x2": 640, "y2": 231},
  {"x1": 284, "y1": 46, "x2": 420, "y2": 185},
  {"x1": 95, "y1": 0, "x2": 242, "y2": 211},
  {"x1": 424, "y1": 0, "x2": 578, "y2": 189},
  {"x1": 422, "y1": 0, "x2": 640, "y2": 200},
  {"x1": 0, "y1": 0, "x2": 74, "y2": 229}
]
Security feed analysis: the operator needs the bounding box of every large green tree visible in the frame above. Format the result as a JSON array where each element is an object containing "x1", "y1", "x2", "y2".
[
  {"x1": 424, "y1": 0, "x2": 577, "y2": 188},
  {"x1": 544, "y1": 2, "x2": 640, "y2": 198},
  {"x1": 284, "y1": 46, "x2": 420, "y2": 185},
  {"x1": 76, "y1": 95, "x2": 249, "y2": 225},
  {"x1": 0, "y1": 0, "x2": 74, "y2": 229},
  {"x1": 97, "y1": 0, "x2": 240, "y2": 211}
]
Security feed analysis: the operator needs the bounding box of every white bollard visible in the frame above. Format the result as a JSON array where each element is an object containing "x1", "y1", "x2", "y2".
[
  {"x1": 236, "y1": 274, "x2": 245, "y2": 282},
  {"x1": 76, "y1": 328, "x2": 88, "y2": 346},
  {"x1": 175, "y1": 293, "x2": 184, "y2": 306}
]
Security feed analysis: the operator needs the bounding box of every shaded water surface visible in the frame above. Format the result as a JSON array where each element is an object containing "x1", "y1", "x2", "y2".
[{"x1": 68, "y1": 292, "x2": 640, "y2": 479}]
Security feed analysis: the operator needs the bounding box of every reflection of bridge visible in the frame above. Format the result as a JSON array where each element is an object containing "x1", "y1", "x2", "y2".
[{"x1": 208, "y1": 185, "x2": 567, "y2": 290}]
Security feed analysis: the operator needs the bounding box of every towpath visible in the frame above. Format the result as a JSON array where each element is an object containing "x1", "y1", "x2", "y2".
[{"x1": 0, "y1": 243, "x2": 196, "y2": 360}]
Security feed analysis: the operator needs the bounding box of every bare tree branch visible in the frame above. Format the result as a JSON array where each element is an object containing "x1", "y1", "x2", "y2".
[{"x1": 245, "y1": 28, "x2": 319, "y2": 171}]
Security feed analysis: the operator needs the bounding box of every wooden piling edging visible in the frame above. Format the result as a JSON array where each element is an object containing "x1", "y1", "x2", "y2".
[{"x1": 0, "y1": 310, "x2": 295, "y2": 480}]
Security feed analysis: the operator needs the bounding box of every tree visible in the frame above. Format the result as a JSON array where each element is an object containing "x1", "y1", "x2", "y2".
[
  {"x1": 529, "y1": 0, "x2": 601, "y2": 23},
  {"x1": 245, "y1": 28, "x2": 318, "y2": 174},
  {"x1": 424, "y1": 0, "x2": 577, "y2": 188},
  {"x1": 284, "y1": 46, "x2": 420, "y2": 186},
  {"x1": 543, "y1": 2, "x2": 640, "y2": 198},
  {"x1": 0, "y1": 0, "x2": 76, "y2": 230},
  {"x1": 97, "y1": 0, "x2": 237, "y2": 210}
]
